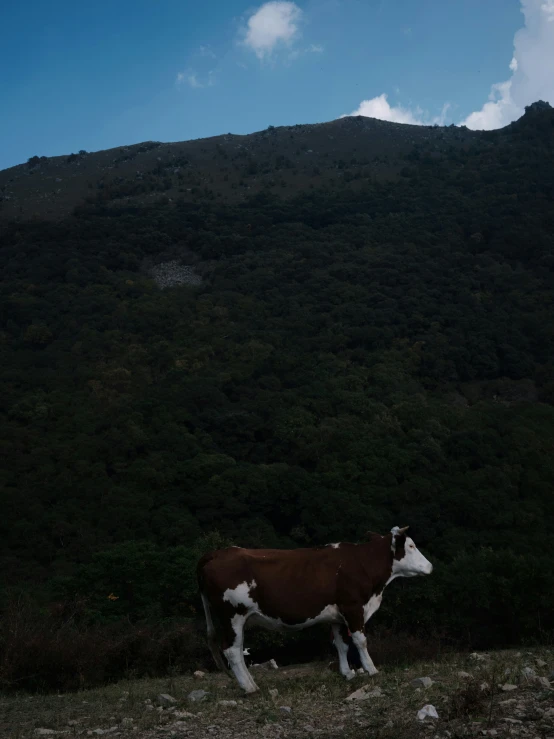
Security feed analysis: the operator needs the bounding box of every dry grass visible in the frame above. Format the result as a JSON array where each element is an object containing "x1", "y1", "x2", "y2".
[{"x1": 1, "y1": 648, "x2": 552, "y2": 739}]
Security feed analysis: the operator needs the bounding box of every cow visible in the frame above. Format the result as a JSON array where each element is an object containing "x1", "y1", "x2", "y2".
[{"x1": 197, "y1": 526, "x2": 432, "y2": 693}]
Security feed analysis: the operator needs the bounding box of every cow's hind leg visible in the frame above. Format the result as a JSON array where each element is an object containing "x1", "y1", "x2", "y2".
[
  {"x1": 200, "y1": 594, "x2": 232, "y2": 676},
  {"x1": 332, "y1": 624, "x2": 356, "y2": 680},
  {"x1": 222, "y1": 614, "x2": 259, "y2": 694}
]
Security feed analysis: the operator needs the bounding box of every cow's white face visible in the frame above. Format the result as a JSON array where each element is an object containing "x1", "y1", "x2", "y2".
[{"x1": 392, "y1": 536, "x2": 433, "y2": 578}]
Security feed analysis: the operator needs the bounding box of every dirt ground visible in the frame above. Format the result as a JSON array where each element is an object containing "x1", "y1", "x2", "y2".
[{"x1": 1, "y1": 649, "x2": 553, "y2": 739}]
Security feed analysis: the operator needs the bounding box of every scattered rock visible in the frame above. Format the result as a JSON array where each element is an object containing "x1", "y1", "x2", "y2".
[
  {"x1": 417, "y1": 704, "x2": 439, "y2": 721},
  {"x1": 480, "y1": 682, "x2": 490, "y2": 691},
  {"x1": 150, "y1": 261, "x2": 202, "y2": 289},
  {"x1": 411, "y1": 677, "x2": 434, "y2": 688},
  {"x1": 218, "y1": 700, "x2": 238, "y2": 707},
  {"x1": 345, "y1": 686, "x2": 383, "y2": 702},
  {"x1": 536, "y1": 659, "x2": 547, "y2": 667},
  {"x1": 157, "y1": 694, "x2": 178, "y2": 707},
  {"x1": 188, "y1": 689, "x2": 210, "y2": 702},
  {"x1": 174, "y1": 711, "x2": 196, "y2": 719},
  {"x1": 269, "y1": 689, "x2": 279, "y2": 699},
  {"x1": 251, "y1": 659, "x2": 278, "y2": 670},
  {"x1": 533, "y1": 676, "x2": 551, "y2": 689},
  {"x1": 279, "y1": 706, "x2": 292, "y2": 713},
  {"x1": 346, "y1": 687, "x2": 371, "y2": 701},
  {"x1": 144, "y1": 705, "x2": 154, "y2": 712},
  {"x1": 501, "y1": 684, "x2": 518, "y2": 692},
  {"x1": 35, "y1": 731, "x2": 64, "y2": 737},
  {"x1": 457, "y1": 671, "x2": 472, "y2": 679},
  {"x1": 120, "y1": 719, "x2": 134, "y2": 728},
  {"x1": 522, "y1": 667, "x2": 536, "y2": 679},
  {"x1": 470, "y1": 653, "x2": 488, "y2": 662},
  {"x1": 194, "y1": 670, "x2": 206, "y2": 679},
  {"x1": 366, "y1": 688, "x2": 384, "y2": 698}
]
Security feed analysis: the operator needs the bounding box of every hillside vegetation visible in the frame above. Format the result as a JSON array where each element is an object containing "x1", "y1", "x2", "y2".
[{"x1": 1, "y1": 102, "x2": 554, "y2": 689}]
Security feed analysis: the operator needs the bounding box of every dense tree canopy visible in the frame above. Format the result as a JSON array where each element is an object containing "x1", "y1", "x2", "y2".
[{"x1": 1, "y1": 105, "x2": 554, "y2": 651}]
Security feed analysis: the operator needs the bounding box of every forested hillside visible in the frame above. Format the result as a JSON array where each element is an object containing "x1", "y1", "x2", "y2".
[{"x1": 1, "y1": 103, "x2": 554, "y2": 684}]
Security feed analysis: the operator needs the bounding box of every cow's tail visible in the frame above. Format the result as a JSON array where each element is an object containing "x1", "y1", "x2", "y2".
[{"x1": 198, "y1": 555, "x2": 232, "y2": 676}]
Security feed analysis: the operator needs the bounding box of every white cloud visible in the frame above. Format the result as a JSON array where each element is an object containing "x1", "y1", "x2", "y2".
[
  {"x1": 242, "y1": 1, "x2": 303, "y2": 59},
  {"x1": 461, "y1": 0, "x2": 554, "y2": 129},
  {"x1": 187, "y1": 73, "x2": 203, "y2": 89},
  {"x1": 199, "y1": 45, "x2": 217, "y2": 59},
  {"x1": 175, "y1": 70, "x2": 215, "y2": 89},
  {"x1": 307, "y1": 43, "x2": 324, "y2": 53},
  {"x1": 342, "y1": 94, "x2": 450, "y2": 126}
]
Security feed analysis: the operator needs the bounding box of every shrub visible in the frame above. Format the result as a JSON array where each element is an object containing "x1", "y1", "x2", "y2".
[{"x1": 0, "y1": 597, "x2": 207, "y2": 693}]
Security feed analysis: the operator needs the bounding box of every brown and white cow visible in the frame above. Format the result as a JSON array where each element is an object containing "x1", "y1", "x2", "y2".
[{"x1": 197, "y1": 526, "x2": 432, "y2": 693}]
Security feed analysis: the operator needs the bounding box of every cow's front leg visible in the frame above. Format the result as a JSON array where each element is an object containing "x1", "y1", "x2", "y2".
[
  {"x1": 351, "y1": 630, "x2": 378, "y2": 676},
  {"x1": 331, "y1": 624, "x2": 356, "y2": 680},
  {"x1": 342, "y1": 608, "x2": 378, "y2": 677}
]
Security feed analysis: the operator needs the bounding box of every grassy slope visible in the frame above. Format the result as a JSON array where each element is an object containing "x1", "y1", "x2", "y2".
[{"x1": 2, "y1": 649, "x2": 553, "y2": 739}]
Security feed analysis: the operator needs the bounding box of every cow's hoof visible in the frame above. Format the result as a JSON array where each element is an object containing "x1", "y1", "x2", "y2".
[
  {"x1": 365, "y1": 668, "x2": 378, "y2": 677},
  {"x1": 345, "y1": 670, "x2": 357, "y2": 681},
  {"x1": 356, "y1": 668, "x2": 365, "y2": 675}
]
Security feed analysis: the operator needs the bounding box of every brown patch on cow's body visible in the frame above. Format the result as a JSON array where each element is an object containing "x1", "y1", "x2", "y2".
[{"x1": 198, "y1": 534, "x2": 403, "y2": 630}]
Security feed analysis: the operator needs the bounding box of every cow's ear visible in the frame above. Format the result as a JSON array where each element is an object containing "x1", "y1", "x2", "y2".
[{"x1": 390, "y1": 525, "x2": 409, "y2": 552}]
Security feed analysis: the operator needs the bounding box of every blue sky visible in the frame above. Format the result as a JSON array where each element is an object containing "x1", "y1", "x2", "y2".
[{"x1": 2, "y1": 0, "x2": 553, "y2": 171}]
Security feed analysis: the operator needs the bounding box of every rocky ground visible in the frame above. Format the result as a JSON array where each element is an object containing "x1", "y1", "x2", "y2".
[
  {"x1": 149, "y1": 261, "x2": 202, "y2": 289},
  {"x1": 1, "y1": 650, "x2": 553, "y2": 739}
]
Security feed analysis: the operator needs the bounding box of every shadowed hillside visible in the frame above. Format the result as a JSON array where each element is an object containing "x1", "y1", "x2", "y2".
[{"x1": 1, "y1": 102, "x2": 554, "y2": 689}]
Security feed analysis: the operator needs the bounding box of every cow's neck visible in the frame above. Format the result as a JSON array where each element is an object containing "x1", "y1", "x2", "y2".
[{"x1": 357, "y1": 539, "x2": 396, "y2": 593}]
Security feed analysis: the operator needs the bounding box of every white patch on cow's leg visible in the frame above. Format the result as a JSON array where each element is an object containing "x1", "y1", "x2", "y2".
[
  {"x1": 351, "y1": 631, "x2": 378, "y2": 676},
  {"x1": 331, "y1": 625, "x2": 356, "y2": 680},
  {"x1": 223, "y1": 614, "x2": 259, "y2": 693}
]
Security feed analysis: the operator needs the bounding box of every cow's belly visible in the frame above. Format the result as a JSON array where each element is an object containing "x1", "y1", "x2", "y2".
[
  {"x1": 246, "y1": 603, "x2": 342, "y2": 632},
  {"x1": 223, "y1": 579, "x2": 342, "y2": 631}
]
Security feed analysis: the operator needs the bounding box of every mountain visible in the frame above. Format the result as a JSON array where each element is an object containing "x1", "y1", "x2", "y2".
[
  {"x1": 0, "y1": 115, "x2": 481, "y2": 220},
  {"x1": 1, "y1": 102, "x2": 554, "y2": 676}
]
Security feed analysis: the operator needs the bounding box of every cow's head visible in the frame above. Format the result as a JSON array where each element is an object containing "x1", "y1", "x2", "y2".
[{"x1": 390, "y1": 526, "x2": 433, "y2": 577}]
